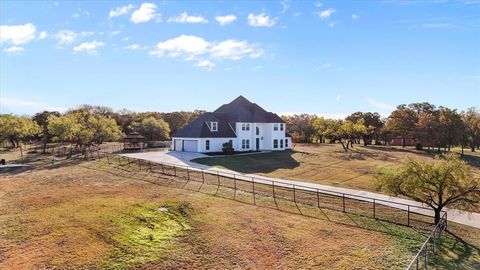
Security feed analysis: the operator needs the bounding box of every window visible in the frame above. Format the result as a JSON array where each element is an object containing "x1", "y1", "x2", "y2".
[
  {"x1": 280, "y1": 124, "x2": 284, "y2": 131},
  {"x1": 256, "y1": 126, "x2": 259, "y2": 135},
  {"x1": 211, "y1": 122, "x2": 218, "y2": 132},
  {"x1": 285, "y1": 139, "x2": 288, "y2": 148},
  {"x1": 242, "y1": 139, "x2": 250, "y2": 149},
  {"x1": 206, "y1": 140, "x2": 210, "y2": 150},
  {"x1": 273, "y1": 139, "x2": 278, "y2": 149},
  {"x1": 242, "y1": 123, "x2": 250, "y2": 131},
  {"x1": 207, "y1": 121, "x2": 218, "y2": 132},
  {"x1": 280, "y1": 139, "x2": 284, "y2": 148},
  {"x1": 273, "y1": 124, "x2": 279, "y2": 131}
]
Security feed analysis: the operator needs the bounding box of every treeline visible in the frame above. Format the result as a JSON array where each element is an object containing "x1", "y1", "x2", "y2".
[
  {"x1": 282, "y1": 103, "x2": 480, "y2": 153},
  {"x1": 0, "y1": 105, "x2": 204, "y2": 152}
]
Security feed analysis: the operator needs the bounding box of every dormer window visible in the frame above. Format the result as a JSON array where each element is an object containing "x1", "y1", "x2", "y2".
[
  {"x1": 207, "y1": 121, "x2": 218, "y2": 132},
  {"x1": 242, "y1": 123, "x2": 250, "y2": 131},
  {"x1": 274, "y1": 124, "x2": 279, "y2": 131}
]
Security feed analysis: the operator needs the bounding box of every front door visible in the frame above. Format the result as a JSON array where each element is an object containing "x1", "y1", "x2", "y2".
[{"x1": 256, "y1": 138, "x2": 260, "y2": 150}]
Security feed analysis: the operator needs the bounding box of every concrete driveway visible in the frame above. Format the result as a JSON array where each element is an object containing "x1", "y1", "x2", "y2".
[
  {"x1": 121, "y1": 150, "x2": 480, "y2": 229},
  {"x1": 121, "y1": 150, "x2": 210, "y2": 168}
]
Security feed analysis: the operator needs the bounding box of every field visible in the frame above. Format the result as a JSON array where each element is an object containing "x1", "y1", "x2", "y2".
[
  {"x1": 193, "y1": 143, "x2": 480, "y2": 203},
  {"x1": 1, "y1": 146, "x2": 480, "y2": 269}
]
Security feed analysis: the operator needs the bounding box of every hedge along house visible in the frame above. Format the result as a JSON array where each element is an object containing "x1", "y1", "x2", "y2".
[{"x1": 171, "y1": 96, "x2": 291, "y2": 153}]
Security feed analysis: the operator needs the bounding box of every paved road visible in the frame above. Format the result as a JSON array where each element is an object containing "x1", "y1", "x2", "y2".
[{"x1": 122, "y1": 150, "x2": 480, "y2": 229}]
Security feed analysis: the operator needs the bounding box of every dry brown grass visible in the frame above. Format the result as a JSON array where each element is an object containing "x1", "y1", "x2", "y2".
[{"x1": 0, "y1": 159, "x2": 434, "y2": 270}]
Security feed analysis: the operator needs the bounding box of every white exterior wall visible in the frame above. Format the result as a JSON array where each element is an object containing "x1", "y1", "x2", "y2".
[
  {"x1": 198, "y1": 137, "x2": 236, "y2": 153},
  {"x1": 172, "y1": 122, "x2": 291, "y2": 153}
]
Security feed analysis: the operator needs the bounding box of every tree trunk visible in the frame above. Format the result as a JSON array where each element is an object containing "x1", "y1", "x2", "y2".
[
  {"x1": 402, "y1": 136, "x2": 406, "y2": 148},
  {"x1": 434, "y1": 206, "x2": 444, "y2": 225}
]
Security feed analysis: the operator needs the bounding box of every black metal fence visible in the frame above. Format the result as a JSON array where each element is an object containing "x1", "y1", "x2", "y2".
[
  {"x1": 104, "y1": 153, "x2": 444, "y2": 231},
  {"x1": 406, "y1": 212, "x2": 448, "y2": 270}
]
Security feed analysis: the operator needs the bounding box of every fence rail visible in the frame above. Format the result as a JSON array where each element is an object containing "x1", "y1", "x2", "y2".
[
  {"x1": 405, "y1": 212, "x2": 448, "y2": 270},
  {"x1": 59, "y1": 150, "x2": 448, "y2": 269},
  {"x1": 103, "y1": 153, "x2": 444, "y2": 231}
]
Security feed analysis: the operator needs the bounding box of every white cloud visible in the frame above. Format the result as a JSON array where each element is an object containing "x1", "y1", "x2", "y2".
[
  {"x1": 314, "y1": 1, "x2": 323, "y2": 7},
  {"x1": 215, "y1": 14, "x2": 237, "y2": 26},
  {"x1": 366, "y1": 98, "x2": 394, "y2": 110},
  {"x1": 150, "y1": 34, "x2": 264, "y2": 69},
  {"x1": 38, "y1": 31, "x2": 48, "y2": 40},
  {"x1": 328, "y1": 22, "x2": 335, "y2": 28},
  {"x1": 168, "y1": 12, "x2": 208, "y2": 24},
  {"x1": 54, "y1": 30, "x2": 94, "y2": 47},
  {"x1": 210, "y1": 39, "x2": 264, "y2": 60},
  {"x1": 150, "y1": 35, "x2": 210, "y2": 57},
  {"x1": 317, "y1": 8, "x2": 336, "y2": 19},
  {"x1": 54, "y1": 30, "x2": 77, "y2": 46},
  {"x1": 3, "y1": 46, "x2": 25, "y2": 54},
  {"x1": 124, "y1": 43, "x2": 147, "y2": 50},
  {"x1": 280, "y1": 0, "x2": 290, "y2": 14},
  {"x1": 130, "y1": 3, "x2": 157, "y2": 23},
  {"x1": 109, "y1": 4, "x2": 134, "y2": 18},
  {"x1": 352, "y1": 14, "x2": 360, "y2": 20},
  {"x1": 247, "y1": 13, "x2": 277, "y2": 27},
  {"x1": 0, "y1": 97, "x2": 67, "y2": 114},
  {"x1": 0, "y1": 23, "x2": 36, "y2": 45},
  {"x1": 336, "y1": 94, "x2": 341, "y2": 101},
  {"x1": 73, "y1": 40, "x2": 105, "y2": 54},
  {"x1": 196, "y1": 60, "x2": 215, "y2": 70}
]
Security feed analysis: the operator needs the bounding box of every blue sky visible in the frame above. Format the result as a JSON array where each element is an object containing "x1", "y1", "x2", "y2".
[{"x1": 1, "y1": 0, "x2": 479, "y2": 118}]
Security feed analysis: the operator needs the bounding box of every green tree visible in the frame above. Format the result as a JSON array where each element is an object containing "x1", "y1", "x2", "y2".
[
  {"x1": 48, "y1": 110, "x2": 122, "y2": 147},
  {"x1": 384, "y1": 105, "x2": 417, "y2": 147},
  {"x1": 415, "y1": 112, "x2": 440, "y2": 151},
  {"x1": 131, "y1": 116, "x2": 171, "y2": 141},
  {"x1": 282, "y1": 114, "x2": 316, "y2": 143},
  {"x1": 462, "y1": 107, "x2": 480, "y2": 152},
  {"x1": 375, "y1": 154, "x2": 480, "y2": 224},
  {"x1": 346, "y1": 112, "x2": 383, "y2": 145},
  {"x1": 33, "y1": 111, "x2": 61, "y2": 153},
  {"x1": 438, "y1": 107, "x2": 463, "y2": 151},
  {"x1": 0, "y1": 114, "x2": 40, "y2": 148}
]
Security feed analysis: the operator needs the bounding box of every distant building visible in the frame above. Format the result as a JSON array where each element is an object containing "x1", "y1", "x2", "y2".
[
  {"x1": 389, "y1": 136, "x2": 415, "y2": 146},
  {"x1": 171, "y1": 96, "x2": 291, "y2": 153},
  {"x1": 123, "y1": 132, "x2": 145, "y2": 150}
]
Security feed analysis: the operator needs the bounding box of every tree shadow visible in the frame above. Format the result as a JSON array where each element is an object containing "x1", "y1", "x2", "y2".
[
  {"x1": 191, "y1": 150, "x2": 300, "y2": 174},
  {"x1": 432, "y1": 230, "x2": 480, "y2": 269}
]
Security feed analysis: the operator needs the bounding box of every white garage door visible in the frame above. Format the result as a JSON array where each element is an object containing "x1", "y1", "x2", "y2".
[
  {"x1": 183, "y1": 140, "x2": 198, "y2": 152},
  {"x1": 174, "y1": 140, "x2": 182, "y2": 151}
]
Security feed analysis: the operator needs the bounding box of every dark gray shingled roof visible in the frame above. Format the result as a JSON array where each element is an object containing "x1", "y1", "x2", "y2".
[{"x1": 173, "y1": 96, "x2": 285, "y2": 138}]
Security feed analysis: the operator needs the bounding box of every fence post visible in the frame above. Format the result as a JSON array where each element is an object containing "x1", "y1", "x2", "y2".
[
  {"x1": 293, "y1": 185, "x2": 296, "y2": 203},
  {"x1": 342, "y1": 194, "x2": 346, "y2": 212},
  {"x1": 252, "y1": 177, "x2": 256, "y2": 205},
  {"x1": 161, "y1": 163, "x2": 164, "y2": 174},
  {"x1": 272, "y1": 181, "x2": 276, "y2": 199},
  {"x1": 233, "y1": 175, "x2": 237, "y2": 199},
  {"x1": 149, "y1": 161, "x2": 152, "y2": 172},
  {"x1": 174, "y1": 166, "x2": 176, "y2": 176},
  {"x1": 425, "y1": 242, "x2": 428, "y2": 270},
  {"x1": 138, "y1": 159, "x2": 141, "y2": 170},
  {"x1": 187, "y1": 167, "x2": 190, "y2": 181},
  {"x1": 201, "y1": 170, "x2": 205, "y2": 184},
  {"x1": 117, "y1": 155, "x2": 121, "y2": 165},
  {"x1": 408, "y1": 205, "x2": 410, "y2": 227},
  {"x1": 317, "y1": 189, "x2": 320, "y2": 208},
  {"x1": 217, "y1": 171, "x2": 220, "y2": 186},
  {"x1": 373, "y1": 199, "x2": 376, "y2": 219}
]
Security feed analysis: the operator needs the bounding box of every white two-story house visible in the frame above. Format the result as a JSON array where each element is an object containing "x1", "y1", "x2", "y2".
[{"x1": 171, "y1": 96, "x2": 291, "y2": 153}]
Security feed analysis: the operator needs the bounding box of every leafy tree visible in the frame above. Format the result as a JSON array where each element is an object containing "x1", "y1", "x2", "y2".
[
  {"x1": 0, "y1": 114, "x2": 40, "y2": 148},
  {"x1": 462, "y1": 107, "x2": 480, "y2": 152},
  {"x1": 346, "y1": 112, "x2": 383, "y2": 145},
  {"x1": 162, "y1": 110, "x2": 205, "y2": 137},
  {"x1": 313, "y1": 117, "x2": 331, "y2": 143},
  {"x1": 375, "y1": 154, "x2": 480, "y2": 224},
  {"x1": 131, "y1": 116, "x2": 171, "y2": 141},
  {"x1": 408, "y1": 102, "x2": 436, "y2": 116},
  {"x1": 437, "y1": 107, "x2": 463, "y2": 151},
  {"x1": 415, "y1": 112, "x2": 440, "y2": 150},
  {"x1": 282, "y1": 114, "x2": 316, "y2": 143},
  {"x1": 384, "y1": 105, "x2": 417, "y2": 147},
  {"x1": 33, "y1": 111, "x2": 61, "y2": 153},
  {"x1": 48, "y1": 110, "x2": 122, "y2": 147}
]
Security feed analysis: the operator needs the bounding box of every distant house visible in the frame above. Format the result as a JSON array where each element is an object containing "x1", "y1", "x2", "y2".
[
  {"x1": 171, "y1": 96, "x2": 291, "y2": 153},
  {"x1": 389, "y1": 136, "x2": 415, "y2": 146}
]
